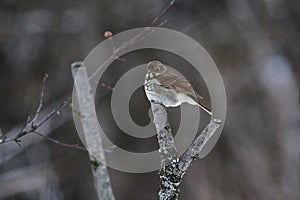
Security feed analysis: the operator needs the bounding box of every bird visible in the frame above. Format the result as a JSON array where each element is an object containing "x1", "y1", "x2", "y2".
[{"x1": 144, "y1": 60, "x2": 212, "y2": 115}]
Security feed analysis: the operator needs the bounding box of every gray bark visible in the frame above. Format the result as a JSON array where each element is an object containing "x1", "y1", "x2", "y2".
[
  {"x1": 71, "y1": 62, "x2": 115, "y2": 200},
  {"x1": 150, "y1": 102, "x2": 221, "y2": 200}
]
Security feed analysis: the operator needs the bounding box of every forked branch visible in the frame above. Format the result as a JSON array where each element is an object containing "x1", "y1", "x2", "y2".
[{"x1": 150, "y1": 103, "x2": 221, "y2": 200}]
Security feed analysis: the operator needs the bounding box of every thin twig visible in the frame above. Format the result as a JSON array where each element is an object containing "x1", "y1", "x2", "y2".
[
  {"x1": 33, "y1": 96, "x2": 71, "y2": 130},
  {"x1": 32, "y1": 73, "x2": 48, "y2": 126},
  {"x1": 89, "y1": 0, "x2": 176, "y2": 81},
  {"x1": 0, "y1": 75, "x2": 71, "y2": 147},
  {"x1": 99, "y1": 82, "x2": 114, "y2": 91},
  {"x1": 33, "y1": 131, "x2": 86, "y2": 151},
  {"x1": 149, "y1": 0, "x2": 175, "y2": 26}
]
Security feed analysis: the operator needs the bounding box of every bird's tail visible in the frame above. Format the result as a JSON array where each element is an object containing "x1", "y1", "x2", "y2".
[{"x1": 196, "y1": 100, "x2": 212, "y2": 115}]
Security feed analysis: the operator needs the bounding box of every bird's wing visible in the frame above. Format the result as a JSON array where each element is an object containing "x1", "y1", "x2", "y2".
[{"x1": 158, "y1": 68, "x2": 198, "y2": 98}]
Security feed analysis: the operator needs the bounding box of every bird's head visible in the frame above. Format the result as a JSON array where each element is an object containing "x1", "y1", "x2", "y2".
[{"x1": 147, "y1": 60, "x2": 167, "y2": 75}]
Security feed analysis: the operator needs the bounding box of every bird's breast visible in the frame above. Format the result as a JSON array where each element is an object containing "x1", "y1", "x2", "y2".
[{"x1": 144, "y1": 83, "x2": 181, "y2": 107}]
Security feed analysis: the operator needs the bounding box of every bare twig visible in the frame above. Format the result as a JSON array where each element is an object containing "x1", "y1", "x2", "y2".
[
  {"x1": 33, "y1": 131, "x2": 86, "y2": 151},
  {"x1": 89, "y1": 0, "x2": 176, "y2": 81},
  {"x1": 99, "y1": 82, "x2": 114, "y2": 91},
  {"x1": 32, "y1": 73, "x2": 48, "y2": 126},
  {"x1": 0, "y1": 75, "x2": 75, "y2": 151},
  {"x1": 148, "y1": 0, "x2": 175, "y2": 27},
  {"x1": 33, "y1": 96, "x2": 71, "y2": 130},
  {"x1": 0, "y1": 99, "x2": 70, "y2": 145}
]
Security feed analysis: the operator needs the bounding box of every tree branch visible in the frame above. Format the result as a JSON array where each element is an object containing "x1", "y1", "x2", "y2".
[
  {"x1": 150, "y1": 103, "x2": 222, "y2": 200},
  {"x1": 151, "y1": 103, "x2": 178, "y2": 168},
  {"x1": 71, "y1": 62, "x2": 116, "y2": 200},
  {"x1": 178, "y1": 119, "x2": 221, "y2": 173}
]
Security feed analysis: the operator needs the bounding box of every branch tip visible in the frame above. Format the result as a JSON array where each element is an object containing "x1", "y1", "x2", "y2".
[
  {"x1": 213, "y1": 118, "x2": 222, "y2": 125},
  {"x1": 71, "y1": 61, "x2": 83, "y2": 69}
]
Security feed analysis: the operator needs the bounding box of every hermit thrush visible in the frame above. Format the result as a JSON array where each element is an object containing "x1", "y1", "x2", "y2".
[{"x1": 144, "y1": 60, "x2": 212, "y2": 115}]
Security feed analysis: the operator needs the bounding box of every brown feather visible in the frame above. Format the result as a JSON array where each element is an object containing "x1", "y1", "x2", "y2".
[{"x1": 158, "y1": 68, "x2": 197, "y2": 98}]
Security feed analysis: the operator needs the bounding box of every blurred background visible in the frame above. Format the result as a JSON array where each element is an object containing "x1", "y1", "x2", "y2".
[{"x1": 0, "y1": 0, "x2": 299, "y2": 199}]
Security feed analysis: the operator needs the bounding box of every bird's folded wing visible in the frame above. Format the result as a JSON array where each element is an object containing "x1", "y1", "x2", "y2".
[{"x1": 158, "y1": 71, "x2": 197, "y2": 98}]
